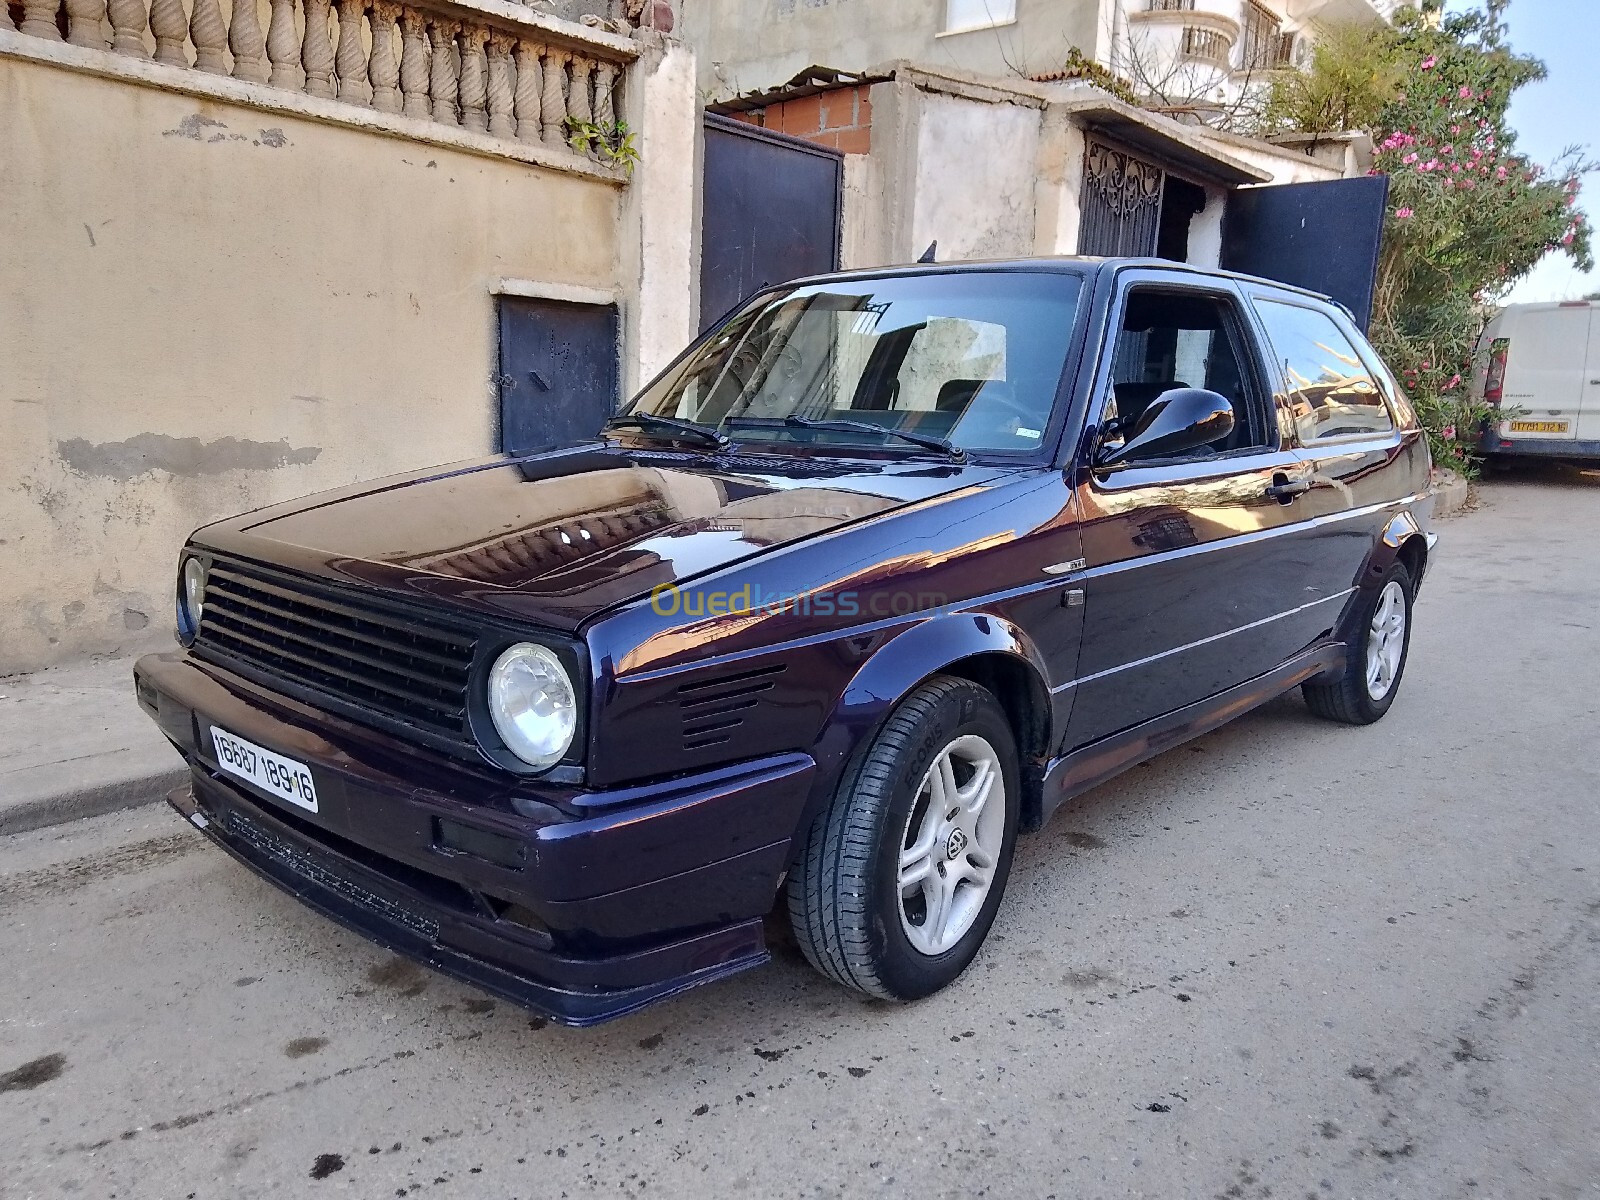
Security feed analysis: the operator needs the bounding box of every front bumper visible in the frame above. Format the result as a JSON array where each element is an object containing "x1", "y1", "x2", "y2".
[{"x1": 135, "y1": 652, "x2": 816, "y2": 1026}]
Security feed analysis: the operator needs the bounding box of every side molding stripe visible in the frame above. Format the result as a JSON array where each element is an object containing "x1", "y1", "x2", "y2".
[{"x1": 1049, "y1": 588, "x2": 1356, "y2": 694}]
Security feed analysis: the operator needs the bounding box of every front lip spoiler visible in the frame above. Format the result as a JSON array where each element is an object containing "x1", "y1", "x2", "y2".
[{"x1": 166, "y1": 782, "x2": 769, "y2": 1028}]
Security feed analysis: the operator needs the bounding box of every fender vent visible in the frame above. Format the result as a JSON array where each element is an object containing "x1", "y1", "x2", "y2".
[{"x1": 677, "y1": 663, "x2": 787, "y2": 750}]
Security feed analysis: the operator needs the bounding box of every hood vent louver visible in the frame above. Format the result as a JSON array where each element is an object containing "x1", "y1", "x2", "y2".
[{"x1": 676, "y1": 663, "x2": 787, "y2": 751}]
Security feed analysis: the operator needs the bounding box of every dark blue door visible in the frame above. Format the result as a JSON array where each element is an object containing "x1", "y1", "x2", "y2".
[
  {"x1": 497, "y1": 296, "x2": 619, "y2": 454},
  {"x1": 700, "y1": 113, "x2": 842, "y2": 332},
  {"x1": 1220, "y1": 176, "x2": 1390, "y2": 330}
]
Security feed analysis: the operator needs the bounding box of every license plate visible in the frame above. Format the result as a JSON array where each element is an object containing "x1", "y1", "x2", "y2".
[
  {"x1": 1509, "y1": 420, "x2": 1569, "y2": 434},
  {"x1": 210, "y1": 726, "x2": 319, "y2": 814}
]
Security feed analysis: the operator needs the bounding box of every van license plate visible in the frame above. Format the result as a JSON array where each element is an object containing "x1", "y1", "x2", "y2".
[
  {"x1": 210, "y1": 726, "x2": 319, "y2": 814},
  {"x1": 1509, "y1": 420, "x2": 1569, "y2": 433}
]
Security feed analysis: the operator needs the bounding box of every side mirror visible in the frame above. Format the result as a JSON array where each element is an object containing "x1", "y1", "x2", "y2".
[{"x1": 1094, "y1": 388, "x2": 1235, "y2": 469}]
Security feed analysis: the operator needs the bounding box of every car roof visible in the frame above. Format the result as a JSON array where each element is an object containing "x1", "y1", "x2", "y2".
[{"x1": 781, "y1": 256, "x2": 1334, "y2": 306}]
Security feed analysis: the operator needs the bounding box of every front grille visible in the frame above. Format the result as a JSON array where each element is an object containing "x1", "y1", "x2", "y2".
[
  {"x1": 676, "y1": 663, "x2": 786, "y2": 750},
  {"x1": 194, "y1": 557, "x2": 477, "y2": 748}
]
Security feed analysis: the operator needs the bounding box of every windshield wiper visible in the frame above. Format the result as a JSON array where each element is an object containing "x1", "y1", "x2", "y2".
[
  {"x1": 777, "y1": 415, "x2": 966, "y2": 461},
  {"x1": 605, "y1": 413, "x2": 731, "y2": 451}
]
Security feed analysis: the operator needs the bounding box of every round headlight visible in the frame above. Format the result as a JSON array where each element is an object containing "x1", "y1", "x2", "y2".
[
  {"x1": 179, "y1": 556, "x2": 207, "y2": 639},
  {"x1": 487, "y1": 643, "x2": 576, "y2": 768}
]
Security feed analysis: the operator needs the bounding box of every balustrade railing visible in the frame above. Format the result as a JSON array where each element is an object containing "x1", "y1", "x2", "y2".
[
  {"x1": 1180, "y1": 25, "x2": 1230, "y2": 65},
  {"x1": 2, "y1": 0, "x2": 632, "y2": 168}
]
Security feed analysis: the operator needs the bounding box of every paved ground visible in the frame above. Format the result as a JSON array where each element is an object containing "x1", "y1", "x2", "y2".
[
  {"x1": 4, "y1": 469, "x2": 1598, "y2": 1200},
  {"x1": 0, "y1": 655, "x2": 185, "y2": 836}
]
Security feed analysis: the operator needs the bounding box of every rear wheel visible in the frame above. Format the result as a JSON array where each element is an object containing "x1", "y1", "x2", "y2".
[
  {"x1": 1303, "y1": 562, "x2": 1413, "y2": 725},
  {"x1": 786, "y1": 676, "x2": 1020, "y2": 1001}
]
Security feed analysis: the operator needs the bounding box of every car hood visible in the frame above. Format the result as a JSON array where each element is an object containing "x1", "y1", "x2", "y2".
[{"x1": 195, "y1": 445, "x2": 1009, "y2": 631}]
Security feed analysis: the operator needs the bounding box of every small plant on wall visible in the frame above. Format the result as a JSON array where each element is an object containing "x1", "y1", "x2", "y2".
[{"x1": 566, "y1": 118, "x2": 640, "y2": 176}]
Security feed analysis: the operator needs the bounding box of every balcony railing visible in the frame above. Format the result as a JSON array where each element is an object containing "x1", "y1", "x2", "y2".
[
  {"x1": 1147, "y1": 0, "x2": 1195, "y2": 10},
  {"x1": 1180, "y1": 25, "x2": 1230, "y2": 63},
  {"x1": 1, "y1": 0, "x2": 636, "y2": 169}
]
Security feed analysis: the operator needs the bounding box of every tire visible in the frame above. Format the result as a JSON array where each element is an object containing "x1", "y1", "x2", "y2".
[
  {"x1": 1303, "y1": 561, "x2": 1414, "y2": 725},
  {"x1": 786, "y1": 676, "x2": 1021, "y2": 1002}
]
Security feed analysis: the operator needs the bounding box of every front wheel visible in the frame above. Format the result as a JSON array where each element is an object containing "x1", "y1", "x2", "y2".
[
  {"x1": 786, "y1": 676, "x2": 1020, "y2": 1002},
  {"x1": 1303, "y1": 561, "x2": 1414, "y2": 724}
]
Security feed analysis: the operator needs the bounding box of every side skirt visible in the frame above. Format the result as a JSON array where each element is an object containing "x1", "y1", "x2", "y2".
[{"x1": 1036, "y1": 642, "x2": 1347, "y2": 829}]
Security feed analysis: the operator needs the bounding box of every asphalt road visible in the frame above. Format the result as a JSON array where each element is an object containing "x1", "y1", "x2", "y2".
[{"x1": 4, "y1": 469, "x2": 1598, "y2": 1200}]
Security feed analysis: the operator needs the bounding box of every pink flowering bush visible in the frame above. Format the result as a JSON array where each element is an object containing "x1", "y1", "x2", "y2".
[{"x1": 1263, "y1": 0, "x2": 1594, "y2": 470}]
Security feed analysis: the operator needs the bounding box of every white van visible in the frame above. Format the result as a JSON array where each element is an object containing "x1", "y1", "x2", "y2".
[{"x1": 1474, "y1": 301, "x2": 1600, "y2": 464}]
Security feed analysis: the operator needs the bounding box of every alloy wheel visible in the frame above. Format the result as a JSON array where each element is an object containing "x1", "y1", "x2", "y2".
[
  {"x1": 1365, "y1": 580, "x2": 1407, "y2": 701},
  {"x1": 897, "y1": 734, "x2": 1006, "y2": 956}
]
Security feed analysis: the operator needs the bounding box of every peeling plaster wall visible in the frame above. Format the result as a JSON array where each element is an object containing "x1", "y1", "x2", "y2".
[
  {"x1": 619, "y1": 36, "x2": 700, "y2": 394},
  {"x1": 0, "y1": 54, "x2": 622, "y2": 672},
  {"x1": 840, "y1": 79, "x2": 1050, "y2": 269},
  {"x1": 910, "y1": 91, "x2": 1043, "y2": 263}
]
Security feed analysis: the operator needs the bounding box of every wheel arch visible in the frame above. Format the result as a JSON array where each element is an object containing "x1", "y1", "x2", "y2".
[
  {"x1": 1359, "y1": 511, "x2": 1430, "y2": 589},
  {"x1": 1317, "y1": 510, "x2": 1429, "y2": 682},
  {"x1": 1375, "y1": 510, "x2": 1432, "y2": 593},
  {"x1": 938, "y1": 651, "x2": 1053, "y2": 833},
  {"x1": 1394, "y1": 531, "x2": 1429, "y2": 591},
  {"x1": 796, "y1": 614, "x2": 1058, "y2": 856}
]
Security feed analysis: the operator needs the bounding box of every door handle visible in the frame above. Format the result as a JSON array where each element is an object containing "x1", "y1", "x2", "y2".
[{"x1": 1265, "y1": 473, "x2": 1312, "y2": 504}]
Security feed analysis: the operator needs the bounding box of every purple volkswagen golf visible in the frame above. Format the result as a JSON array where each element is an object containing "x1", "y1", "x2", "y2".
[{"x1": 136, "y1": 258, "x2": 1436, "y2": 1024}]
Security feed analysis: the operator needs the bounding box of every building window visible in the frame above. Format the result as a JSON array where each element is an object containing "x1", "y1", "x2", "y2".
[
  {"x1": 1240, "y1": 1, "x2": 1284, "y2": 70},
  {"x1": 944, "y1": 0, "x2": 1017, "y2": 34},
  {"x1": 1181, "y1": 27, "x2": 1230, "y2": 64}
]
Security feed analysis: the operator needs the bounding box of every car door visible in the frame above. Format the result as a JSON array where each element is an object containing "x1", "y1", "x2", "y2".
[{"x1": 1062, "y1": 270, "x2": 1321, "y2": 752}]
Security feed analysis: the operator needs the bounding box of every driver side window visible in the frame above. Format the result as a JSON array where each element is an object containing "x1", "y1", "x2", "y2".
[{"x1": 1104, "y1": 288, "x2": 1275, "y2": 458}]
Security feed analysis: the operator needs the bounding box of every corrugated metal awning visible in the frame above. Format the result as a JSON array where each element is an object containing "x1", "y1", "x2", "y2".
[{"x1": 708, "y1": 65, "x2": 895, "y2": 116}]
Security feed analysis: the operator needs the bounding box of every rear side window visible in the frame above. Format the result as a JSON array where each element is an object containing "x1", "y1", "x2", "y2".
[{"x1": 1253, "y1": 299, "x2": 1394, "y2": 442}]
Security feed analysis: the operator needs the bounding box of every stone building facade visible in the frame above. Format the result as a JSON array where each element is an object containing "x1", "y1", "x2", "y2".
[
  {"x1": 1, "y1": 0, "x2": 696, "y2": 671},
  {"x1": 686, "y1": 0, "x2": 1398, "y2": 117}
]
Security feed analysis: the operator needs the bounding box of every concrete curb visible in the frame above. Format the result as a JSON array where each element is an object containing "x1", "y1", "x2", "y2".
[
  {"x1": 1431, "y1": 468, "x2": 1472, "y2": 517},
  {"x1": 0, "y1": 769, "x2": 188, "y2": 838},
  {"x1": 1, "y1": 655, "x2": 188, "y2": 839}
]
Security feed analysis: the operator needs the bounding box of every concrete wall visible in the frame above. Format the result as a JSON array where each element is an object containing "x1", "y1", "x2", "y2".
[
  {"x1": 1201, "y1": 128, "x2": 1351, "y2": 185},
  {"x1": 620, "y1": 35, "x2": 701, "y2": 395},
  {"x1": 831, "y1": 75, "x2": 1050, "y2": 270},
  {"x1": 909, "y1": 90, "x2": 1043, "y2": 261},
  {"x1": 830, "y1": 71, "x2": 1262, "y2": 273},
  {"x1": 0, "y1": 46, "x2": 672, "y2": 673},
  {"x1": 686, "y1": 0, "x2": 1100, "y2": 99}
]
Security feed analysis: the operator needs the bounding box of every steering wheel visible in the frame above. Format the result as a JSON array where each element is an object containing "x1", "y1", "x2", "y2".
[{"x1": 960, "y1": 387, "x2": 1046, "y2": 439}]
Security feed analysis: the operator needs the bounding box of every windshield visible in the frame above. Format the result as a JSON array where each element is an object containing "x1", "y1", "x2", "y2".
[{"x1": 624, "y1": 271, "x2": 1084, "y2": 455}]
